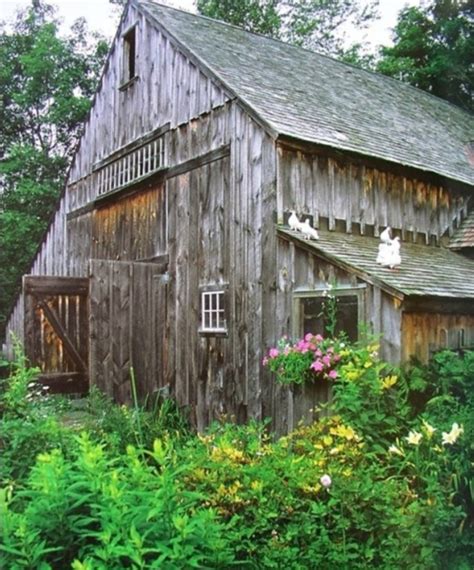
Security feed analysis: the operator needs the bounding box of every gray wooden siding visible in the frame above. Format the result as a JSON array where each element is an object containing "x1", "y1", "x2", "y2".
[
  {"x1": 277, "y1": 145, "x2": 470, "y2": 243},
  {"x1": 69, "y1": 3, "x2": 230, "y2": 185},
  {"x1": 5, "y1": 2, "x2": 231, "y2": 356},
  {"x1": 164, "y1": 103, "x2": 275, "y2": 429}
]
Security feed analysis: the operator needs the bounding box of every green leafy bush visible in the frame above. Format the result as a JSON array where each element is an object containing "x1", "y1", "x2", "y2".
[
  {"x1": 1, "y1": 433, "x2": 234, "y2": 569},
  {"x1": 2, "y1": 345, "x2": 474, "y2": 568}
]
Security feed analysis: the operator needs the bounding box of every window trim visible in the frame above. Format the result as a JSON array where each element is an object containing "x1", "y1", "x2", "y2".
[
  {"x1": 292, "y1": 285, "x2": 366, "y2": 340},
  {"x1": 199, "y1": 285, "x2": 229, "y2": 337},
  {"x1": 120, "y1": 23, "x2": 138, "y2": 89}
]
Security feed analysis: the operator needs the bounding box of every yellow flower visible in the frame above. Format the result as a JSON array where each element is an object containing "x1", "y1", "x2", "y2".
[
  {"x1": 345, "y1": 370, "x2": 361, "y2": 381},
  {"x1": 322, "y1": 435, "x2": 334, "y2": 447},
  {"x1": 211, "y1": 444, "x2": 246, "y2": 463},
  {"x1": 442, "y1": 422, "x2": 463, "y2": 445},
  {"x1": 329, "y1": 424, "x2": 359, "y2": 441},
  {"x1": 382, "y1": 375, "x2": 398, "y2": 390},
  {"x1": 405, "y1": 430, "x2": 423, "y2": 446}
]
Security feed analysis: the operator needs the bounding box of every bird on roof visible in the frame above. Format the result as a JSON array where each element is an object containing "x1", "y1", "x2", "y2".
[
  {"x1": 288, "y1": 210, "x2": 301, "y2": 231},
  {"x1": 379, "y1": 236, "x2": 401, "y2": 269},
  {"x1": 376, "y1": 243, "x2": 390, "y2": 264},
  {"x1": 299, "y1": 218, "x2": 319, "y2": 240},
  {"x1": 380, "y1": 226, "x2": 392, "y2": 244}
]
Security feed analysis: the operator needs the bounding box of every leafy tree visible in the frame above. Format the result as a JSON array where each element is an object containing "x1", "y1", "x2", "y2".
[
  {"x1": 197, "y1": 0, "x2": 379, "y2": 59},
  {"x1": 377, "y1": 0, "x2": 474, "y2": 112},
  {"x1": 196, "y1": 0, "x2": 281, "y2": 36},
  {"x1": 0, "y1": 1, "x2": 108, "y2": 334}
]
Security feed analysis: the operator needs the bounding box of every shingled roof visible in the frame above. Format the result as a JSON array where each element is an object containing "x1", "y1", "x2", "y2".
[
  {"x1": 278, "y1": 228, "x2": 474, "y2": 300},
  {"x1": 138, "y1": 1, "x2": 474, "y2": 187},
  {"x1": 449, "y1": 211, "x2": 474, "y2": 249}
]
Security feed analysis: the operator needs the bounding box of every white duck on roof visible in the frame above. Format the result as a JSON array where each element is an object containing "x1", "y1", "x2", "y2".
[
  {"x1": 288, "y1": 210, "x2": 301, "y2": 231},
  {"x1": 299, "y1": 218, "x2": 319, "y2": 240},
  {"x1": 376, "y1": 227, "x2": 401, "y2": 269}
]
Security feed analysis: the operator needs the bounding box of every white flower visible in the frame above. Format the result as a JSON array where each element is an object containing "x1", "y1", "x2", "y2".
[
  {"x1": 388, "y1": 444, "x2": 404, "y2": 456},
  {"x1": 442, "y1": 422, "x2": 464, "y2": 445},
  {"x1": 320, "y1": 474, "x2": 332, "y2": 488},
  {"x1": 405, "y1": 430, "x2": 423, "y2": 446}
]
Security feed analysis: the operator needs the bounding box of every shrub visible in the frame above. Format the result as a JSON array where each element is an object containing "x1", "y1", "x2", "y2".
[
  {"x1": 2, "y1": 342, "x2": 474, "y2": 568},
  {"x1": 0, "y1": 433, "x2": 234, "y2": 569},
  {"x1": 331, "y1": 341, "x2": 413, "y2": 451},
  {"x1": 174, "y1": 417, "x2": 444, "y2": 569}
]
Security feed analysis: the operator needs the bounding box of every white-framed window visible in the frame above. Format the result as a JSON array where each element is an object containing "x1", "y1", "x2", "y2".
[
  {"x1": 200, "y1": 289, "x2": 227, "y2": 334},
  {"x1": 293, "y1": 285, "x2": 366, "y2": 341}
]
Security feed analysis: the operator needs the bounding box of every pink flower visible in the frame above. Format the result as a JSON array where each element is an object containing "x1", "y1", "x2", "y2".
[
  {"x1": 322, "y1": 355, "x2": 331, "y2": 366},
  {"x1": 269, "y1": 348, "x2": 279, "y2": 358},
  {"x1": 305, "y1": 333, "x2": 314, "y2": 342},
  {"x1": 315, "y1": 334, "x2": 323, "y2": 343},
  {"x1": 262, "y1": 357, "x2": 269, "y2": 366},
  {"x1": 315, "y1": 349, "x2": 322, "y2": 358},
  {"x1": 311, "y1": 360, "x2": 324, "y2": 372},
  {"x1": 328, "y1": 370, "x2": 338, "y2": 379},
  {"x1": 333, "y1": 354, "x2": 341, "y2": 362},
  {"x1": 296, "y1": 340, "x2": 310, "y2": 353}
]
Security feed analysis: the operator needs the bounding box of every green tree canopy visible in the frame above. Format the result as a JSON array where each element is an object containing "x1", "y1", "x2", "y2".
[
  {"x1": 197, "y1": 0, "x2": 379, "y2": 59},
  {"x1": 377, "y1": 0, "x2": 474, "y2": 112},
  {"x1": 0, "y1": 1, "x2": 108, "y2": 334}
]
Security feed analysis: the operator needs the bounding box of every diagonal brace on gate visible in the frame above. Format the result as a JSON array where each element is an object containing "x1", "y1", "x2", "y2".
[{"x1": 37, "y1": 301, "x2": 88, "y2": 372}]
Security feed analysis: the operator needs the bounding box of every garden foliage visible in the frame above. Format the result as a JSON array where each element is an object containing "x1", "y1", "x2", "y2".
[{"x1": 1, "y1": 343, "x2": 473, "y2": 568}]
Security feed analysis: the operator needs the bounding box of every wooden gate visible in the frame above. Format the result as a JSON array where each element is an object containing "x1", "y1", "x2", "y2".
[
  {"x1": 90, "y1": 260, "x2": 168, "y2": 404},
  {"x1": 24, "y1": 276, "x2": 89, "y2": 393}
]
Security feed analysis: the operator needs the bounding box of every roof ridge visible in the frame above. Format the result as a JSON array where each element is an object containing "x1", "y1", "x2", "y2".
[{"x1": 138, "y1": 0, "x2": 473, "y2": 120}]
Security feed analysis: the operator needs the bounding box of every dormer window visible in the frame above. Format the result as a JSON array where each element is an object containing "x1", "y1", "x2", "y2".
[{"x1": 121, "y1": 24, "x2": 137, "y2": 88}]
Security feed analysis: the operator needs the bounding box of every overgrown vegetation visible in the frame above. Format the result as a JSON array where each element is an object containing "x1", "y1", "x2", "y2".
[{"x1": 1, "y1": 342, "x2": 473, "y2": 568}]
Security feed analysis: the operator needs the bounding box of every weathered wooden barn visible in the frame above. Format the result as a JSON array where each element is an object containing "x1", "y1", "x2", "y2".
[{"x1": 4, "y1": 1, "x2": 474, "y2": 432}]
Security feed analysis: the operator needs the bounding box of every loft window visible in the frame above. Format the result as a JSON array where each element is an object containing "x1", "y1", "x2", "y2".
[
  {"x1": 293, "y1": 286, "x2": 366, "y2": 342},
  {"x1": 122, "y1": 25, "x2": 137, "y2": 85},
  {"x1": 200, "y1": 289, "x2": 227, "y2": 335}
]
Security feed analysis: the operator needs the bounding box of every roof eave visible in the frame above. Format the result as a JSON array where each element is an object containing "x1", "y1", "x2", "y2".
[{"x1": 276, "y1": 132, "x2": 474, "y2": 189}]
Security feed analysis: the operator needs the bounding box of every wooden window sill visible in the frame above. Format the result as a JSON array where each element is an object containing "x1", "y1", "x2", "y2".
[{"x1": 119, "y1": 75, "x2": 139, "y2": 91}]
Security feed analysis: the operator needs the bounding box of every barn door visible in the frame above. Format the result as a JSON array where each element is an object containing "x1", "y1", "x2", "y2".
[
  {"x1": 89, "y1": 260, "x2": 168, "y2": 404},
  {"x1": 23, "y1": 276, "x2": 89, "y2": 394}
]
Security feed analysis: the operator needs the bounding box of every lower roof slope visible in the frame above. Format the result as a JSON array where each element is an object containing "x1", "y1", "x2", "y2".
[
  {"x1": 278, "y1": 228, "x2": 474, "y2": 300},
  {"x1": 138, "y1": 1, "x2": 474, "y2": 187},
  {"x1": 449, "y1": 211, "x2": 474, "y2": 249}
]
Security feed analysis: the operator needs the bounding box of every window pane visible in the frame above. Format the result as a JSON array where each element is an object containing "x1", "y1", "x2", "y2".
[
  {"x1": 301, "y1": 295, "x2": 358, "y2": 341},
  {"x1": 302, "y1": 298, "x2": 325, "y2": 336},
  {"x1": 201, "y1": 290, "x2": 226, "y2": 332},
  {"x1": 335, "y1": 296, "x2": 358, "y2": 341}
]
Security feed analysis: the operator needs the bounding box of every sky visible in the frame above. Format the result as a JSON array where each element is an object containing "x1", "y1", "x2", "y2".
[{"x1": 1, "y1": 0, "x2": 421, "y2": 51}]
